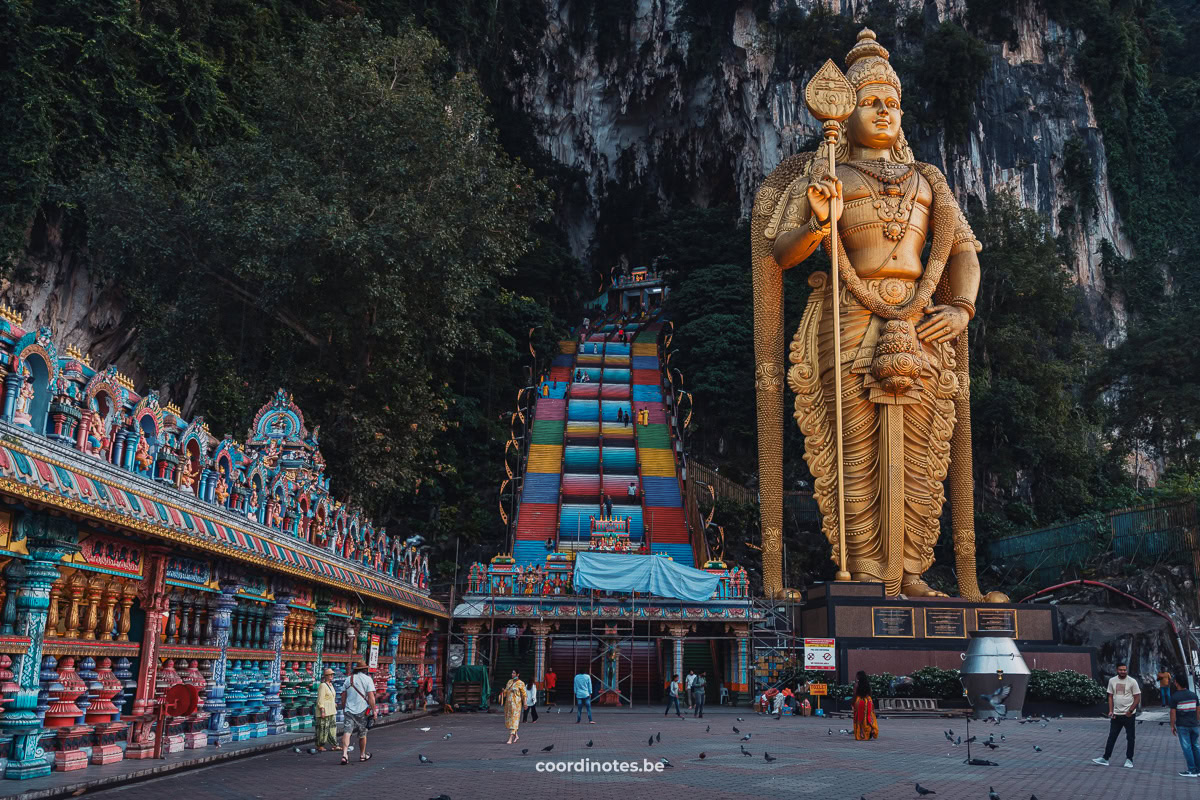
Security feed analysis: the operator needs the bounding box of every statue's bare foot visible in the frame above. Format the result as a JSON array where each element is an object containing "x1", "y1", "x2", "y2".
[{"x1": 900, "y1": 576, "x2": 948, "y2": 598}]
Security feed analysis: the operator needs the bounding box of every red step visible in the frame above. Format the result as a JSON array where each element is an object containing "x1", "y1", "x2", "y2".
[{"x1": 516, "y1": 503, "x2": 558, "y2": 540}]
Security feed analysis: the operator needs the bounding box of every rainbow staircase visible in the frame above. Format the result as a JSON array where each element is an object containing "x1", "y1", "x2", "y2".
[{"x1": 511, "y1": 314, "x2": 697, "y2": 569}]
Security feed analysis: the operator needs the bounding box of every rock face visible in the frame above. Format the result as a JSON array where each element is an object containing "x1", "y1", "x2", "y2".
[
  {"x1": 2, "y1": 2, "x2": 1130, "y2": 390},
  {"x1": 511, "y1": 0, "x2": 1125, "y2": 321}
]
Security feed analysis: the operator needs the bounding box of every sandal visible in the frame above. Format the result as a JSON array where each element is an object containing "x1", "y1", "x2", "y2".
[
  {"x1": 340, "y1": 756, "x2": 349, "y2": 765},
  {"x1": 360, "y1": 752, "x2": 372, "y2": 762}
]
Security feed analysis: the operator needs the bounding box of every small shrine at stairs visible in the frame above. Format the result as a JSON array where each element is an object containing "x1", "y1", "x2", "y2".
[{"x1": 0, "y1": 305, "x2": 444, "y2": 779}]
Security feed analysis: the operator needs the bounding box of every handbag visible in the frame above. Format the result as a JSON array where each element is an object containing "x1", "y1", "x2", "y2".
[{"x1": 349, "y1": 674, "x2": 376, "y2": 729}]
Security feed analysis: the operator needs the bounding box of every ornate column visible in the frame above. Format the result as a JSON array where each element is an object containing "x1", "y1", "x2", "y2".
[
  {"x1": 265, "y1": 595, "x2": 291, "y2": 735},
  {"x1": 530, "y1": 622, "x2": 552, "y2": 684},
  {"x1": 461, "y1": 621, "x2": 483, "y2": 666},
  {"x1": 386, "y1": 619, "x2": 401, "y2": 714},
  {"x1": 311, "y1": 597, "x2": 330, "y2": 678},
  {"x1": 126, "y1": 548, "x2": 170, "y2": 759},
  {"x1": 3, "y1": 371, "x2": 23, "y2": 422},
  {"x1": 205, "y1": 582, "x2": 239, "y2": 746},
  {"x1": 1, "y1": 520, "x2": 76, "y2": 780},
  {"x1": 734, "y1": 626, "x2": 750, "y2": 701},
  {"x1": 667, "y1": 623, "x2": 689, "y2": 685}
]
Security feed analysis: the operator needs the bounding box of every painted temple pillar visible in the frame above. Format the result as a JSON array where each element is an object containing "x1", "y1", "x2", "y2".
[
  {"x1": 667, "y1": 623, "x2": 690, "y2": 687},
  {"x1": 205, "y1": 583, "x2": 238, "y2": 746},
  {"x1": 386, "y1": 621, "x2": 401, "y2": 713},
  {"x1": 2, "y1": 372, "x2": 22, "y2": 422},
  {"x1": 126, "y1": 548, "x2": 170, "y2": 759},
  {"x1": 734, "y1": 627, "x2": 750, "y2": 701},
  {"x1": 311, "y1": 598, "x2": 330, "y2": 678},
  {"x1": 530, "y1": 623, "x2": 551, "y2": 685},
  {"x1": 265, "y1": 595, "x2": 291, "y2": 735},
  {"x1": 461, "y1": 622, "x2": 483, "y2": 666},
  {"x1": 1, "y1": 520, "x2": 76, "y2": 780}
]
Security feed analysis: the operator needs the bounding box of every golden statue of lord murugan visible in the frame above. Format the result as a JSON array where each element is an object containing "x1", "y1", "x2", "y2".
[{"x1": 751, "y1": 29, "x2": 1007, "y2": 602}]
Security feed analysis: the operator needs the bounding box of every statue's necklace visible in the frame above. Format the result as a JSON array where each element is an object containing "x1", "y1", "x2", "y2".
[{"x1": 848, "y1": 160, "x2": 917, "y2": 242}]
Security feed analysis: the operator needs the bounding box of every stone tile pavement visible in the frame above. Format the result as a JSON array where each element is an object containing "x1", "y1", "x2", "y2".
[{"x1": 18, "y1": 706, "x2": 1200, "y2": 800}]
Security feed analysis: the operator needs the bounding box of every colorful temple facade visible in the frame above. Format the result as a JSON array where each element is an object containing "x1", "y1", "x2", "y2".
[
  {"x1": 453, "y1": 286, "x2": 763, "y2": 707},
  {"x1": 0, "y1": 305, "x2": 445, "y2": 779}
]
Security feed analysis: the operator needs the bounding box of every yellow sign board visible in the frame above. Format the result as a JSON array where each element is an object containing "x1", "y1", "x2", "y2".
[{"x1": 809, "y1": 683, "x2": 828, "y2": 696}]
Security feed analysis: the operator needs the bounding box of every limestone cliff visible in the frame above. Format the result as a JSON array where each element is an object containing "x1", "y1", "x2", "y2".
[{"x1": 510, "y1": 0, "x2": 1126, "y2": 325}]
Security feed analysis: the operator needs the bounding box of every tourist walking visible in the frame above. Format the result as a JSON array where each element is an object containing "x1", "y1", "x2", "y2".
[
  {"x1": 664, "y1": 674, "x2": 683, "y2": 718},
  {"x1": 340, "y1": 662, "x2": 376, "y2": 765},
  {"x1": 1093, "y1": 663, "x2": 1141, "y2": 767},
  {"x1": 1170, "y1": 673, "x2": 1200, "y2": 776},
  {"x1": 544, "y1": 668, "x2": 557, "y2": 708},
  {"x1": 501, "y1": 669, "x2": 527, "y2": 745},
  {"x1": 521, "y1": 681, "x2": 539, "y2": 724},
  {"x1": 685, "y1": 669, "x2": 697, "y2": 709},
  {"x1": 627, "y1": 480, "x2": 637, "y2": 499},
  {"x1": 574, "y1": 671, "x2": 595, "y2": 724},
  {"x1": 315, "y1": 667, "x2": 337, "y2": 751},
  {"x1": 852, "y1": 671, "x2": 878, "y2": 740},
  {"x1": 604, "y1": 494, "x2": 614, "y2": 517},
  {"x1": 692, "y1": 671, "x2": 707, "y2": 718},
  {"x1": 1160, "y1": 669, "x2": 1174, "y2": 707}
]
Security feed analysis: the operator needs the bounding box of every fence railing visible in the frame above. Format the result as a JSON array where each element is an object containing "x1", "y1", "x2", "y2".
[{"x1": 985, "y1": 499, "x2": 1200, "y2": 588}]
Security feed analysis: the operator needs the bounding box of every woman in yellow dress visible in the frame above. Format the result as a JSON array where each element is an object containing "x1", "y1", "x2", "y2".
[
  {"x1": 501, "y1": 669, "x2": 527, "y2": 745},
  {"x1": 852, "y1": 670, "x2": 878, "y2": 740}
]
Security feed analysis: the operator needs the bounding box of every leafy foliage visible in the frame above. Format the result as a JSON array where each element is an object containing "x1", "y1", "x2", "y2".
[
  {"x1": 81, "y1": 17, "x2": 550, "y2": 559},
  {"x1": 1027, "y1": 668, "x2": 1107, "y2": 705}
]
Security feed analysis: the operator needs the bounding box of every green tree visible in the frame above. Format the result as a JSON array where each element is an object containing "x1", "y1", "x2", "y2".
[
  {"x1": 81, "y1": 17, "x2": 549, "y2": 518},
  {"x1": 968, "y1": 192, "x2": 1113, "y2": 534}
]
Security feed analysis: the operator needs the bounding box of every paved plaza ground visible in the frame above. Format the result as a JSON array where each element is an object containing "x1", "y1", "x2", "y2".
[{"x1": 25, "y1": 705, "x2": 1200, "y2": 800}]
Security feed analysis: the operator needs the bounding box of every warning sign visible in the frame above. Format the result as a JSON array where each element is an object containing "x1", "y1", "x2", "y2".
[{"x1": 803, "y1": 638, "x2": 836, "y2": 672}]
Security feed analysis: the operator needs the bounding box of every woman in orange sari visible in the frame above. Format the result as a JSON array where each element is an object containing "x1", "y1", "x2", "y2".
[{"x1": 852, "y1": 670, "x2": 878, "y2": 740}]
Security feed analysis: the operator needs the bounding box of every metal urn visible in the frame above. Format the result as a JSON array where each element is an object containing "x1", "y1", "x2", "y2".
[{"x1": 960, "y1": 629, "x2": 1031, "y2": 719}]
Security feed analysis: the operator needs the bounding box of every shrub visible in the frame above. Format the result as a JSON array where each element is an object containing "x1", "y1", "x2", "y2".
[
  {"x1": 1027, "y1": 669, "x2": 1106, "y2": 706},
  {"x1": 911, "y1": 666, "x2": 966, "y2": 701}
]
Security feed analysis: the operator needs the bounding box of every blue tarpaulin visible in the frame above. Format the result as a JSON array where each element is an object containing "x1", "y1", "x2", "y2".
[{"x1": 572, "y1": 552, "x2": 720, "y2": 602}]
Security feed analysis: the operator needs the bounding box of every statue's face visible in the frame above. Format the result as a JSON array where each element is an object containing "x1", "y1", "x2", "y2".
[{"x1": 845, "y1": 83, "x2": 902, "y2": 150}]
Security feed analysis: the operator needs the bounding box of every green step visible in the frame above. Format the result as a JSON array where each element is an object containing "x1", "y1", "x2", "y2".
[
  {"x1": 637, "y1": 424, "x2": 671, "y2": 449},
  {"x1": 531, "y1": 420, "x2": 565, "y2": 445}
]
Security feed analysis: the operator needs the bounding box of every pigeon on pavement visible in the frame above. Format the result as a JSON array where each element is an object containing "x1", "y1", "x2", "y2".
[
  {"x1": 732, "y1": 726, "x2": 740, "y2": 733},
  {"x1": 1033, "y1": 745, "x2": 1042, "y2": 752},
  {"x1": 443, "y1": 733, "x2": 452, "y2": 740},
  {"x1": 419, "y1": 754, "x2": 433, "y2": 764},
  {"x1": 699, "y1": 752, "x2": 706, "y2": 759},
  {"x1": 586, "y1": 740, "x2": 593, "y2": 748},
  {"x1": 660, "y1": 757, "x2": 674, "y2": 768},
  {"x1": 990, "y1": 788, "x2": 1001, "y2": 800},
  {"x1": 521, "y1": 749, "x2": 529, "y2": 755},
  {"x1": 648, "y1": 735, "x2": 654, "y2": 746},
  {"x1": 915, "y1": 783, "x2": 936, "y2": 796},
  {"x1": 656, "y1": 732, "x2": 661, "y2": 743},
  {"x1": 542, "y1": 744, "x2": 554, "y2": 752},
  {"x1": 764, "y1": 752, "x2": 776, "y2": 762},
  {"x1": 741, "y1": 734, "x2": 752, "y2": 741}
]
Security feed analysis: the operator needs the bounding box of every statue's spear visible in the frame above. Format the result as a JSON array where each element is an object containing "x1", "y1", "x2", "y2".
[{"x1": 805, "y1": 60, "x2": 857, "y2": 582}]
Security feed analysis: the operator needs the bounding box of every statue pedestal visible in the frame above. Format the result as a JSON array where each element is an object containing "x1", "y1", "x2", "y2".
[
  {"x1": 798, "y1": 581, "x2": 1096, "y2": 694},
  {"x1": 596, "y1": 690, "x2": 621, "y2": 706},
  {"x1": 89, "y1": 722, "x2": 127, "y2": 765}
]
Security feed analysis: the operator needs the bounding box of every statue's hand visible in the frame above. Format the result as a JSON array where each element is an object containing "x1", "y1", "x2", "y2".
[
  {"x1": 916, "y1": 305, "x2": 969, "y2": 343},
  {"x1": 806, "y1": 174, "x2": 843, "y2": 226}
]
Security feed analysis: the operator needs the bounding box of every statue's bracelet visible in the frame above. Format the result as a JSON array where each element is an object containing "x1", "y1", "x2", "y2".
[
  {"x1": 808, "y1": 214, "x2": 831, "y2": 236},
  {"x1": 949, "y1": 296, "x2": 976, "y2": 320}
]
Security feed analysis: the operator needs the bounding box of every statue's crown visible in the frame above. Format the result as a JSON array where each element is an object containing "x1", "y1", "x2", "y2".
[{"x1": 845, "y1": 28, "x2": 902, "y2": 99}]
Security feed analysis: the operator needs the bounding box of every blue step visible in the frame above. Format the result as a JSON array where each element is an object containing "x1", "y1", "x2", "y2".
[
  {"x1": 568, "y1": 400, "x2": 599, "y2": 421},
  {"x1": 572, "y1": 368, "x2": 602, "y2": 382},
  {"x1": 633, "y1": 385, "x2": 663, "y2": 402},
  {"x1": 539, "y1": 382, "x2": 568, "y2": 399},
  {"x1": 602, "y1": 368, "x2": 631, "y2": 383},
  {"x1": 641, "y1": 476, "x2": 682, "y2": 507},
  {"x1": 522, "y1": 472, "x2": 561, "y2": 504},
  {"x1": 604, "y1": 343, "x2": 631, "y2": 356},
  {"x1": 564, "y1": 446, "x2": 600, "y2": 471},
  {"x1": 653, "y1": 544, "x2": 695, "y2": 568},
  {"x1": 632, "y1": 356, "x2": 658, "y2": 370},
  {"x1": 552, "y1": 354, "x2": 574, "y2": 367},
  {"x1": 599, "y1": 400, "x2": 633, "y2": 421},
  {"x1": 602, "y1": 447, "x2": 637, "y2": 474},
  {"x1": 513, "y1": 540, "x2": 548, "y2": 568}
]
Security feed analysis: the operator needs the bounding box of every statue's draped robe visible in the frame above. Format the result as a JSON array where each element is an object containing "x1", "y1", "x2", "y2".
[{"x1": 756, "y1": 153, "x2": 980, "y2": 595}]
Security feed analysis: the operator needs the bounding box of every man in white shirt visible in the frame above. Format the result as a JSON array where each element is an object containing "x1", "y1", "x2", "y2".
[
  {"x1": 341, "y1": 662, "x2": 376, "y2": 765},
  {"x1": 1093, "y1": 663, "x2": 1141, "y2": 768},
  {"x1": 685, "y1": 670, "x2": 697, "y2": 709}
]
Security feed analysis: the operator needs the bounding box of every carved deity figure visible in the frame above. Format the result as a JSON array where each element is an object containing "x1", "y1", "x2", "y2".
[
  {"x1": 179, "y1": 459, "x2": 200, "y2": 493},
  {"x1": 12, "y1": 378, "x2": 34, "y2": 426},
  {"x1": 752, "y1": 29, "x2": 1003, "y2": 601},
  {"x1": 266, "y1": 497, "x2": 282, "y2": 528},
  {"x1": 85, "y1": 412, "x2": 108, "y2": 457},
  {"x1": 214, "y1": 476, "x2": 229, "y2": 506},
  {"x1": 134, "y1": 435, "x2": 153, "y2": 472}
]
